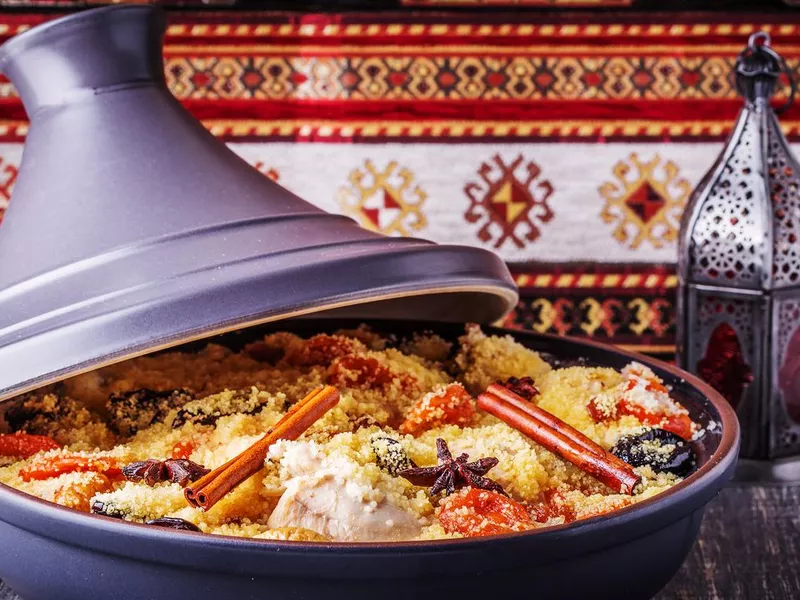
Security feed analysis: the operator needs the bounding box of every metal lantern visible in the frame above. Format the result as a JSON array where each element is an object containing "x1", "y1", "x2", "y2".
[{"x1": 678, "y1": 32, "x2": 800, "y2": 475}]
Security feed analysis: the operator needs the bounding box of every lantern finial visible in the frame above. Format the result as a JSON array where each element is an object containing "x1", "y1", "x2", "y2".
[{"x1": 735, "y1": 31, "x2": 794, "y2": 110}]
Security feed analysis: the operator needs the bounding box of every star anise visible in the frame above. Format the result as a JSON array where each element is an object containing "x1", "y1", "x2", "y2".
[
  {"x1": 122, "y1": 458, "x2": 210, "y2": 487},
  {"x1": 498, "y1": 376, "x2": 539, "y2": 401},
  {"x1": 398, "y1": 438, "x2": 506, "y2": 497}
]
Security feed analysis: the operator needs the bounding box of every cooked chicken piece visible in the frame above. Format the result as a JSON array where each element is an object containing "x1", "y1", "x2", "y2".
[{"x1": 268, "y1": 474, "x2": 422, "y2": 542}]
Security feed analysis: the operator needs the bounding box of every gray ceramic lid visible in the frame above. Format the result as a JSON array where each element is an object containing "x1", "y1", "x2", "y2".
[{"x1": 0, "y1": 5, "x2": 517, "y2": 402}]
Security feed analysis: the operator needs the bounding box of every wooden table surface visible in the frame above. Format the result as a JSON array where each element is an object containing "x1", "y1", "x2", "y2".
[{"x1": 1, "y1": 483, "x2": 798, "y2": 600}]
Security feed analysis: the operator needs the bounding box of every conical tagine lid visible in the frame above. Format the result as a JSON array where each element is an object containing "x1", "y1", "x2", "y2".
[{"x1": 0, "y1": 6, "x2": 517, "y2": 402}]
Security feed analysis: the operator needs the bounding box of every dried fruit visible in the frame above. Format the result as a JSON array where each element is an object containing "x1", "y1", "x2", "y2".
[
  {"x1": 497, "y1": 376, "x2": 540, "y2": 401},
  {"x1": 371, "y1": 434, "x2": 416, "y2": 476},
  {"x1": 611, "y1": 428, "x2": 696, "y2": 477},
  {"x1": 122, "y1": 458, "x2": 210, "y2": 487},
  {"x1": 20, "y1": 455, "x2": 122, "y2": 482},
  {"x1": 91, "y1": 499, "x2": 124, "y2": 519},
  {"x1": 437, "y1": 488, "x2": 534, "y2": 537},
  {"x1": 145, "y1": 517, "x2": 201, "y2": 532},
  {"x1": 399, "y1": 438, "x2": 505, "y2": 496},
  {"x1": 0, "y1": 433, "x2": 60, "y2": 458},
  {"x1": 107, "y1": 389, "x2": 194, "y2": 437},
  {"x1": 399, "y1": 384, "x2": 475, "y2": 436}
]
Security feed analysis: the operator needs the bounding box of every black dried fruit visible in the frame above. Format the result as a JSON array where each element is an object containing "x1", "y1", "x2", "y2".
[
  {"x1": 123, "y1": 458, "x2": 210, "y2": 487},
  {"x1": 107, "y1": 389, "x2": 194, "y2": 437},
  {"x1": 90, "y1": 500, "x2": 124, "y2": 519},
  {"x1": 498, "y1": 376, "x2": 540, "y2": 401},
  {"x1": 145, "y1": 517, "x2": 200, "y2": 532},
  {"x1": 611, "y1": 428, "x2": 696, "y2": 477},
  {"x1": 371, "y1": 434, "x2": 415, "y2": 476}
]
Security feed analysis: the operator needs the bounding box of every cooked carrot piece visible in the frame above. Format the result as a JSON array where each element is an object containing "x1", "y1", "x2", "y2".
[
  {"x1": 437, "y1": 488, "x2": 535, "y2": 537},
  {"x1": 399, "y1": 384, "x2": 476, "y2": 436},
  {"x1": 660, "y1": 413, "x2": 696, "y2": 441},
  {"x1": 171, "y1": 440, "x2": 196, "y2": 460},
  {"x1": 328, "y1": 356, "x2": 402, "y2": 390},
  {"x1": 0, "y1": 433, "x2": 60, "y2": 458},
  {"x1": 20, "y1": 455, "x2": 122, "y2": 482},
  {"x1": 53, "y1": 473, "x2": 115, "y2": 513},
  {"x1": 286, "y1": 334, "x2": 361, "y2": 367}
]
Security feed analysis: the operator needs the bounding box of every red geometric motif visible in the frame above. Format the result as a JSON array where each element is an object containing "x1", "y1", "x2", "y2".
[
  {"x1": 464, "y1": 154, "x2": 554, "y2": 249},
  {"x1": 779, "y1": 326, "x2": 800, "y2": 424},
  {"x1": 625, "y1": 183, "x2": 666, "y2": 224},
  {"x1": 0, "y1": 157, "x2": 18, "y2": 225},
  {"x1": 697, "y1": 323, "x2": 754, "y2": 410}
]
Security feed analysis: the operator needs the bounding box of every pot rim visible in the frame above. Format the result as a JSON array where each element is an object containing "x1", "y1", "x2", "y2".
[{"x1": 0, "y1": 325, "x2": 739, "y2": 557}]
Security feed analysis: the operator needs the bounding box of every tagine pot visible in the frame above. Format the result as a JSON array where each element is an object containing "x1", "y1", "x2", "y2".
[{"x1": 0, "y1": 5, "x2": 516, "y2": 401}]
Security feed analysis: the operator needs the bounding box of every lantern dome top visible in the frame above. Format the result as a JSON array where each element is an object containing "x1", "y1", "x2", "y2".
[
  {"x1": 679, "y1": 32, "x2": 800, "y2": 292},
  {"x1": 736, "y1": 32, "x2": 785, "y2": 104}
]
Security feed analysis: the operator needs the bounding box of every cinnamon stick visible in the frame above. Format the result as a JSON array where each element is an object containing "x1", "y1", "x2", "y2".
[
  {"x1": 185, "y1": 385, "x2": 340, "y2": 511},
  {"x1": 478, "y1": 387, "x2": 641, "y2": 495}
]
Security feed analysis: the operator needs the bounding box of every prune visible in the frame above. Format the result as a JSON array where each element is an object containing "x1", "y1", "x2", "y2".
[
  {"x1": 611, "y1": 428, "x2": 696, "y2": 477},
  {"x1": 371, "y1": 434, "x2": 416, "y2": 476},
  {"x1": 91, "y1": 500, "x2": 124, "y2": 519},
  {"x1": 107, "y1": 389, "x2": 194, "y2": 437},
  {"x1": 145, "y1": 517, "x2": 201, "y2": 532}
]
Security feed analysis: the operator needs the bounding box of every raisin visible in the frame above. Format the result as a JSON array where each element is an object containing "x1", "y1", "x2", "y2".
[{"x1": 611, "y1": 428, "x2": 696, "y2": 477}]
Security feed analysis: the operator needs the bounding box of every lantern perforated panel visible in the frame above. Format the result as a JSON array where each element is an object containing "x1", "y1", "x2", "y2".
[
  {"x1": 694, "y1": 294, "x2": 757, "y2": 411},
  {"x1": 689, "y1": 110, "x2": 767, "y2": 290},
  {"x1": 767, "y1": 116, "x2": 800, "y2": 288},
  {"x1": 776, "y1": 299, "x2": 800, "y2": 455}
]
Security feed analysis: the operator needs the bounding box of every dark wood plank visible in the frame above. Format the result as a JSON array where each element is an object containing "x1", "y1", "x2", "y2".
[
  {"x1": 1, "y1": 484, "x2": 799, "y2": 600},
  {"x1": 656, "y1": 483, "x2": 800, "y2": 600}
]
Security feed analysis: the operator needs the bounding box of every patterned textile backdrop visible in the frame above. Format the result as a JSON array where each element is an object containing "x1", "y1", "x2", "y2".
[{"x1": 2, "y1": 10, "x2": 800, "y2": 359}]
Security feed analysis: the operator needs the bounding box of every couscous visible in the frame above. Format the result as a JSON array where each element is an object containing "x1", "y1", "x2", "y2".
[{"x1": 0, "y1": 325, "x2": 699, "y2": 542}]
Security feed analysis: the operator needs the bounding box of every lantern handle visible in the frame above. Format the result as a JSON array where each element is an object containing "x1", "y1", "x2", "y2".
[{"x1": 738, "y1": 31, "x2": 796, "y2": 114}]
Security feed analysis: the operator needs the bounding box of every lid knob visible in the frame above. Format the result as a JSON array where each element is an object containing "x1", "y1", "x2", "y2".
[{"x1": 0, "y1": 6, "x2": 166, "y2": 115}]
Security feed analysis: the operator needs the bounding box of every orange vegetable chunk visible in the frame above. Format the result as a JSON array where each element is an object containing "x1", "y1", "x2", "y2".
[
  {"x1": 437, "y1": 488, "x2": 535, "y2": 537},
  {"x1": 0, "y1": 433, "x2": 60, "y2": 458},
  {"x1": 400, "y1": 384, "x2": 476, "y2": 436},
  {"x1": 20, "y1": 455, "x2": 122, "y2": 482}
]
